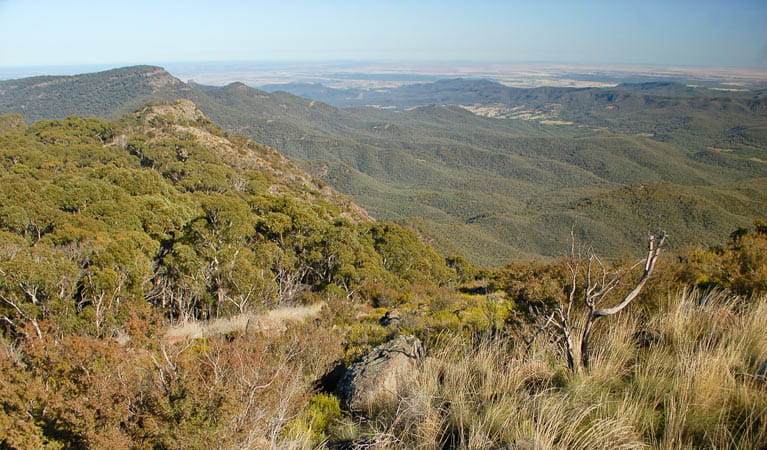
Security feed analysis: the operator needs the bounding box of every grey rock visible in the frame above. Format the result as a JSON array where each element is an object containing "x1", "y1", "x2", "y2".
[{"x1": 336, "y1": 335, "x2": 424, "y2": 415}]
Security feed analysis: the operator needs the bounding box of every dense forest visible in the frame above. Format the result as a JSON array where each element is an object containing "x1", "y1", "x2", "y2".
[
  {"x1": 3, "y1": 67, "x2": 766, "y2": 266},
  {"x1": 1, "y1": 102, "x2": 766, "y2": 448}
]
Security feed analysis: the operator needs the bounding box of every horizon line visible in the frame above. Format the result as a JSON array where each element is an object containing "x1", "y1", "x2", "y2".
[{"x1": 3, "y1": 59, "x2": 767, "y2": 72}]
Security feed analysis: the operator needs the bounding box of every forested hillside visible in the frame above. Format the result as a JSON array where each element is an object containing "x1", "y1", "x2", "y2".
[
  {"x1": 2, "y1": 66, "x2": 766, "y2": 266},
  {"x1": 0, "y1": 101, "x2": 453, "y2": 322},
  {"x1": 0, "y1": 103, "x2": 468, "y2": 447}
]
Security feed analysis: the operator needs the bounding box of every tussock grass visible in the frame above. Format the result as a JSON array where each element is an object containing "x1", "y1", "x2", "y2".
[{"x1": 356, "y1": 290, "x2": 767, "y2": 448}]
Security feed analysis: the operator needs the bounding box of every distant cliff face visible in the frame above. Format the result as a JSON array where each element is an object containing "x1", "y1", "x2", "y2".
[{"x1": 142, "y1": 67, "x2": 186, "y2": 90}]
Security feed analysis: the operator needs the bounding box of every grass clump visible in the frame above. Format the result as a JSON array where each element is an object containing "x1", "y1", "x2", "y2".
[{"x1": 338, "y1": 290, "x2": 767, "y2": 449}]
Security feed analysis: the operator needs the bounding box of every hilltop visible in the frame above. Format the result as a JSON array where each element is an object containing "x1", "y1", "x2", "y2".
[
  {"x1": 0, "y1": 65, "x2": 191, "y2": 123},
  {"x1": 2, "y1": 66, "x2": 766, "y2": 265}
]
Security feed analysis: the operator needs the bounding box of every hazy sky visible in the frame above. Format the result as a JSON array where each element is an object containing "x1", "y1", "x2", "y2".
[{"x1": 1, "y1": 0, "x2": 766, "y2": 68}]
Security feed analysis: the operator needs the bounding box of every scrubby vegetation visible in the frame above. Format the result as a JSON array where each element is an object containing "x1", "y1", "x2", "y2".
[
  {"x1": 359, "y1": 290, "x2": 767, "y2": 448},
  {"x1": 679, "y1": 222, "x2": 767, "y2": 296},
  {"x1": 321, "y1": 226, "x2": 767, "y2": 449},
  {"x1": 1, "y1": 103, "x2": 766, "y2": 448}
]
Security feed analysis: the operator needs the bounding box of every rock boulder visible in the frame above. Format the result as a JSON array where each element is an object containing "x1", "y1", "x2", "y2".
[{"x1": 336, "y1": 335, "x2": 424, "y2": 415}]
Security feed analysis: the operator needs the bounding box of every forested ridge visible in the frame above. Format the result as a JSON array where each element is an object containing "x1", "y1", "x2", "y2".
[
  {"x1": 3, "y1": 66, "x2": 766, "y2": 266},
  {"x1": 0, "y1": 100, "x2": 455, "y2": 324}
]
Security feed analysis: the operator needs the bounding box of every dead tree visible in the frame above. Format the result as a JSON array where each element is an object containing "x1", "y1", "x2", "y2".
[
  {"x1": 0, "y1": 293, "x2": 43, "y2": 340},
  {"x1": 579, "y1": 232, "x2": 666, "y2": 368},
  {"x1": 523, "y1": 232, "x2": 666, "y2": 371}
]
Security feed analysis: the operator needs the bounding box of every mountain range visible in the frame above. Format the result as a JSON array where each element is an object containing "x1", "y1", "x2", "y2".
[{"x1": 2, "y1": 65, "x2": 766, "y2": 266}]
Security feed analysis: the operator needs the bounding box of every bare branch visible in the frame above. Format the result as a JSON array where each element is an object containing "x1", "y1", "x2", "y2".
[
  {"x1": 580, "y1": 232, "x2": 667, "y2": 369},
  {"x1": 592, "y1": 232, "x2": 666, "y2": 318},
  {"x1": 0, "y1": 294, "x2": 42, "y2": 340}
]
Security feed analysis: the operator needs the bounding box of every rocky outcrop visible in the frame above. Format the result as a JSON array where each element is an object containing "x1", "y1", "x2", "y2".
[
  {"x1": 139, "y1": 98, "x2": 206, "y2": 123},
  {"x1": 336, "y1": 335, "x2": 424, "y2": 415},
  {"x1": 379, "y1": 309, "x2": 402, "y2": 327}
]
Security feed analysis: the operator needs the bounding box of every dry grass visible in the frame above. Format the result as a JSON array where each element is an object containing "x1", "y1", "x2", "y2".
[
  {"x1": 165, "y1": 302, "x2": 325, "y2": 340},
  {"x1": 357, "y1": 290, "x2": 767, "y2": 448}
]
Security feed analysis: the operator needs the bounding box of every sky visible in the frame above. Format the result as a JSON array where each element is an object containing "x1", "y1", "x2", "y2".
[{"x1": 0, "y1": 0, "x2": 766, "y2": 69}]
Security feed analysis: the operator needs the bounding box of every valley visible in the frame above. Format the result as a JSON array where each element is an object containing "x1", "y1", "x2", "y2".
[{"x1": 2, "y1": 66, "x2": 765, "y2": 266}]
